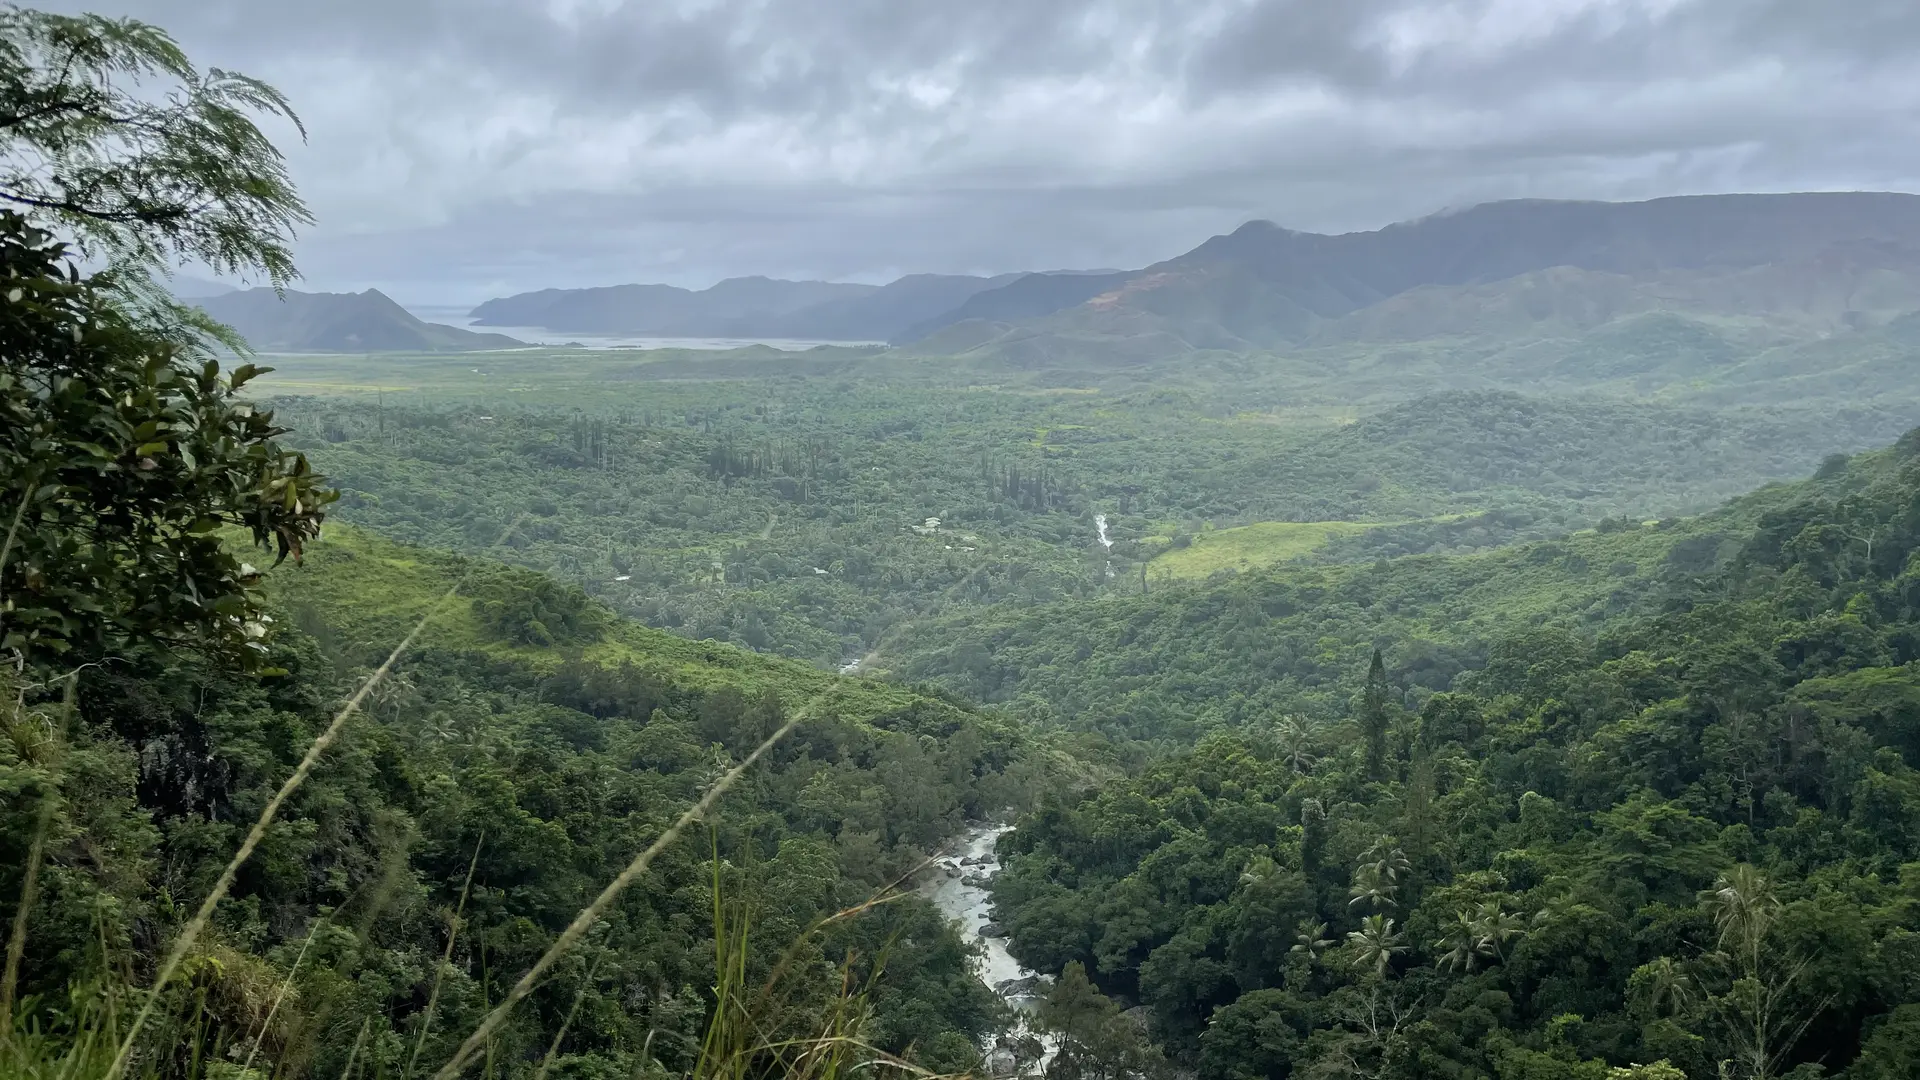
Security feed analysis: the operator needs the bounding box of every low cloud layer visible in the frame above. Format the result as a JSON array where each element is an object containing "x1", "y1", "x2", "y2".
[{"x1": 48, "y1": 0, "x2": 1920, "y2": 302}]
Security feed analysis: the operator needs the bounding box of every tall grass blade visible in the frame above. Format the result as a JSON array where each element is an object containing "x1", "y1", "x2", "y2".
[
  {"x1": 0, "y1": 477, "x2": 33, "y2": 615},
  {"x1": 431, "y1": 711, "x2": 804, "y2": 1080},
  {"x1": 0, "y1": 753, "x2": 54, "y2": 1034},
  {"x1": 0, "y1": 670, "x2": 74, "y2": 1035},
  {"x1": 235, "y1": 911, "x2": 325, "y2": 1079},
  {"x1": 104, "y1": 515, "x2": 526, "y2": 1080},
  {"x1": 405, "y1": 831, "x2": 485, "y2": 1080},
  {"x1": 336, "y1": 1017, "x2": 372, "y2": 1080},
  {"x1": 529, "y1": 950, "x2": 601, "y2": 1080}
]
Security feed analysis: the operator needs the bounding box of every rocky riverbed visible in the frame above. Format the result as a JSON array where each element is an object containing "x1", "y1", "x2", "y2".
[{"x1": 920, "y1": 822, "x2": 1055, "y2": 1074}]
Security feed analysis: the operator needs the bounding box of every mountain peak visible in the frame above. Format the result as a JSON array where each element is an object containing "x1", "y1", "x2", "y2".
[{"x1": 196, "y1": 287, "x2": 524, "y2": 352}]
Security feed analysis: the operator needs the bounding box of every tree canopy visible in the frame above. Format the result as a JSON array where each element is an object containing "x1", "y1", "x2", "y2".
[
  {"x1": 0, "y1": 6, "x2": 329, "y2": 674},
  {"x1": 0, "y1": 5, "x2": 309, "y2": 290}
]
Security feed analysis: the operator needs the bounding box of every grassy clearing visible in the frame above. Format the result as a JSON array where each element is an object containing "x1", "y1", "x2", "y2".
[
  {"x1": 268, "y1": 523, "x2": 962, "y2": 718},
  {"x1": 1149, "y1": 519, "x2": 1382, "y2": 579}
]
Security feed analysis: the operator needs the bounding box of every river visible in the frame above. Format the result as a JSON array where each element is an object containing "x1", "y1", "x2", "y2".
[
  {"x1": 1095, "y1": 513, "x2": 1115, "y2": 579},
  {"x1": 920, "y1": 823, "x2": 1054, "y2": 1074},
  {"x1": 920, "y1": 824, "x2": 1035, "y2": 993}
]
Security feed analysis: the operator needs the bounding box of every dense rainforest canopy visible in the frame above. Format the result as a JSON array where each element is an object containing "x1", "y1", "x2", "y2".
[
  {"x1": 0, "y1": 11, "x2": 1032, "y2": 1079},
  {"x1": 5, "y1": 6, "x2": 1920, "y2": 1080},
  {"x1": 989, "y1": 440, "x2": 1920, "y2": 1079}
]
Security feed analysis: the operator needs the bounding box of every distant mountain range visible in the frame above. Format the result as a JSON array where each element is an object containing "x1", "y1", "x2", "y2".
[
  {"x1": 470, "y1": 276, "x2": 877, "y2": 337},
  {"x1": 468, "y1": 271, "x2": 1110, "y2": 340},
  {"x1": 467, "y1": 192, "x2": 1920, "y2": 359},
  {"x1": 908, "y1": 191, "x2": 1920, "y2": 361},
  {"x1": 198, "y1": 288, "x2": 526, "y2": 353}
]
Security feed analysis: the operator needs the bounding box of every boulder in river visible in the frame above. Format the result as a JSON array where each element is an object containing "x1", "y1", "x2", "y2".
[
  {"x1": 981, "y1": 920, "x2": 1008, "y2": 938},
  {"x1": 994, "y1": 974, "x2": 1046, "y2": 997}
]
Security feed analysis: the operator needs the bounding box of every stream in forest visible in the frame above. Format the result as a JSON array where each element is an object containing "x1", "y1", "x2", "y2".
[{"x1": 921, "y1": 823, "x2": 1054, "y2": 1074}]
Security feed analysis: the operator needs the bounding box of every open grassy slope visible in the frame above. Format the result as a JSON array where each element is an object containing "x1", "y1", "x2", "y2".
[
  {"x1": 268, "y1": 523, "x2": 975, "y2": 727},
  {"x1": 1148, "y1": 520, "x2": 1382, "y2": 579}
]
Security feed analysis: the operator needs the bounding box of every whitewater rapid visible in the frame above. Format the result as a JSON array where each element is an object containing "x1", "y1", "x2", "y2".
[
  {"x1": 921, "y1": 824, "x2": 1036, "y2": 992},
  {"x1": 921, "y1": 824, "x2": 1056, "y2": 1074}
]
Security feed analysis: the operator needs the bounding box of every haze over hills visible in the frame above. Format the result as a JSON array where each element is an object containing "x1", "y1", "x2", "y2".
[
  {"x1": 910, "y1": 191, "x2": 1920, "y2": 353},
  {"x1": 167, "y1": 274, "x2": 237, "y2": 299},
  {"x1": 198, "y1": 288, "x2": 527, "y2": 352},
  {"x1": 460, "y1": 192, "x2": 1920, "y2": 368},
  {"x1": 469, "y1": 276, "x2": 879, "y2": 336},
  {"x1": 717, "y1": 272, "x2": 1027, "y2": 339},
  {"x1": 470, "y1": 270, "x2": 1086, "y2": 340}
]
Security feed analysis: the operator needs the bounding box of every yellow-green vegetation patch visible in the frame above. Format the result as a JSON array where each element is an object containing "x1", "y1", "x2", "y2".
[
  {"x1": 265, "y1": 524, "x2": 956, "y2": 722},
  {"x1": 1150, "y1": 519, "x2": 1380, "y2": 579},
  {"x1": 1220, "y1": 404, "x2": 1363, "y2": 428}
]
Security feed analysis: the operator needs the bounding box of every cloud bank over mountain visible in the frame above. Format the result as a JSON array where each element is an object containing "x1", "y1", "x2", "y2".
[{"x1": 56, "y1": 0, "x2": 1920, "y2": 301}]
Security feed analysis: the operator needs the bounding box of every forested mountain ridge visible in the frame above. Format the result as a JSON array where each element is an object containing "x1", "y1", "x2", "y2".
[
  {"x1": 198, "y1": 287, "x2": 527, "y2": 352},
  {"x1": 469, "y1": 276, "x2": 880, "y2": 335},
  {"x1": 737, "y1": 273, "x2": 1027, "y2": 340},
  {"x1": 904, "y1": 192, "x2": 1920, "y2": 347},
  {"x1": 469, "y1": 273, "x2": 1028, "y2": 340},
  {"x1": 984, "y1": 430, "x2": 1920, "y2": 1078}
]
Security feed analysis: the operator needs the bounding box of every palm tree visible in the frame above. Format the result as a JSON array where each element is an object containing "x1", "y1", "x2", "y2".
[
  {"x1": 1629, "y1": 956, "x2": 1698, "y2": 1021},
  {"x1": 1704, "y1": 864, "x2": 1779, "y2": 967},
  {"x1": 1273, "y1": 716, "x2": 1319, "y2": 774},
  {"x1": 1289, "y1": 920, "x2": 1335, "y2": 963},
  {"x1": 365, "y1": 669, "x2": 418, "y2": 723},
  {"x1": 1470, "y1": 900, "x2": 1527, "y2": 963},
  {"x1": 1348, "y1": 865, "x2": 1398, "y2": 911},
  {"x1": 1347, "y1": 915, "x2": 1407, "y2": 979},
  {"x1": 1433, "y1": 909, "x2": 1484, "y2": 973},
  {"x1": 1361, "y1": 840, "x2": 1412, "y2": 885},
  {"x1": 1698, "y1": 865, "x2": 1830, "y2": 1080},
  {"x1": 1240, "y1": 854, "x2": 1281, "y2": 886}
]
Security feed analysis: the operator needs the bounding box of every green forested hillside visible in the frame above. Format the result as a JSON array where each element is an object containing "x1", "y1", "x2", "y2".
[
  {"x1": 986, "y1": 436, "x2": 1920, "y2": 1078},
  {"x1": 12, "y1": 9, "x2": 1920, "y2": 1080},
  {"x1": 876, "y1": 450, "x2": 1836, "y2": 741},
  {"x1": 257, "y1": 361, "x2": 1918, "y2": 667},
  {"x1": 6, "y1": 522, "x2": 1056, "y2": 1077}
]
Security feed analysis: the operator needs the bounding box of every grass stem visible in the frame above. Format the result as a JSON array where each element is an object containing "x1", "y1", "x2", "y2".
[
  {"x1": 104, "y1": 516, "x2": 525, "y2": 1080},
  {"x1": 431, "y1": 711, "x2": 804, "y2": 1080}
]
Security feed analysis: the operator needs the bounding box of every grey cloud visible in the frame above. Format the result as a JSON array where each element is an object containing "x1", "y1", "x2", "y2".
[{"x1": 39, "y1": 0, "x2": 1920, "y2": 303}]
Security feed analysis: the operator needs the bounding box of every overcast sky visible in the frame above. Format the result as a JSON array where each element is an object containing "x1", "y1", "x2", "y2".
[{"x1": 49, "y1": 0, "x2": 1920, "y2": 304}]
